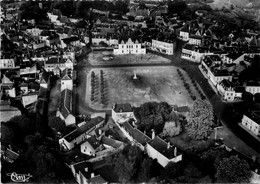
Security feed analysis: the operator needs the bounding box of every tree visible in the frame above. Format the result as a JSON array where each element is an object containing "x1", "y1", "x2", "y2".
[
  {"x1": 134, "y1": 102, "x2": 172, "y2": 133},
  {"x1": 200, "y1": 148, "x2": 229, "y2": 178},
  {"x1": 9, "y1": 115, "x2": 36, "y2": 136},
  {"x1": 185, "y1": 99, "x2": 214, "y2": 140},
  {"x1": 160, "y1": 121, "x2": 182, "y2": 137},
  {"x1": 1, "y1": 123, "x2": 15, "y2": 146},
  {"x1": 216, "y1": 156, "x2": 252, "y2": 183},
  {"x1": 112, "y1": 144, "x2": 152, "y2": 182},
  {"x1": 164, "y1": 161, "x2": 183, "y2": 179},
  {"x1": 48, "y1": 117, "x2": 67, "y2": 136}
]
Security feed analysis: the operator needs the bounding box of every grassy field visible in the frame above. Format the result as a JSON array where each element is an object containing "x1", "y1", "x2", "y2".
[{"x1": 86, "y1": 66, "x2": 195, "y2": 110}]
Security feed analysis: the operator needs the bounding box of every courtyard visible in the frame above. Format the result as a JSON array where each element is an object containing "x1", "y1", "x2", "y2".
[
  {"x1": 85, "y1": 66, "x2": 197, "y2": 110},
  {"x1": 87, "y1": 51, "x2": 171, "y2": 65}
]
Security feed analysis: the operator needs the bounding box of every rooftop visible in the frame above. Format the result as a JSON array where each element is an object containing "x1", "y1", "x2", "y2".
[
  {"x1": 60, "y1": 89, "x2": 73, "y2": 119},
  {"x1": 247, "y1": 81, "x2": 260, "y2": 87},
  {"x1": 147, "y1": 136, "x2": 181, "y2": 159},
  {"x1": 63, "y1": 116, "x2": 104, "y2": 142},
  {"x1": 122, "y1": 121, "x2": 151, "y2": 146},
  {"x1": 101, "y1": 136, "x2": 124, "y2": 149},
  {"x1": 112, "y1": 103, "x2": 133, "y2": 113},
  {"x1": 246, "y1": 111, "x2": 260, "y2": 125},
  {"x1": 46, "y1": 57, "x2": 66, "y2": 64}
]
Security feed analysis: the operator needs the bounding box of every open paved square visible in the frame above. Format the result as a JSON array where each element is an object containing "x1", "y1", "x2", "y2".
[
  {"x1": 87, "y1": 51, "x2": 171, "y2": 65},
  {"x1": 85, "y1": 66, "x2": 194, "y2": 110}
]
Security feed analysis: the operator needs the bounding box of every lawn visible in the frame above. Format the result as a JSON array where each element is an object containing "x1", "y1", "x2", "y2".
[
  {"x1": 86, "y1": 66, "x2": 195, "y2": 110},
  {"x1": 87, "y1": 51, "x2": 171, "y2": 65}
]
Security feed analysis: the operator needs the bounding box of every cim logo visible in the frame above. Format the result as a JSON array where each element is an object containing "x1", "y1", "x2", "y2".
[{"x1": 6, "y1": 172, "x2": 33, "y2": 182}]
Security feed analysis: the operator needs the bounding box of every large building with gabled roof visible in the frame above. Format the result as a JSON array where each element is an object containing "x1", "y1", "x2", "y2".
[
  {"x1": 113, "y1": 38, "x2": 146, "y2": 55},
  {"x1": 59, "y1": 116, "x2": 105, "y2": 151},
  {"x1": 146, "y1": 136, "x2": 182, "y2": 167},
  {"x1": 61, "y1": 68, "x2": 73, "y2": 91},
  {"x1": 59, "y1": 89, "x2": 75, "y2": 127}
]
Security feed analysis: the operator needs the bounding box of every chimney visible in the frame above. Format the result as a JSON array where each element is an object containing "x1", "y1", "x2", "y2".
[
  {"x1": 167, "y1": 142, "x2": 170, "y2": 149},
  {"x1": 91, "y1": 173, "x2": 95, "y2": 178},
  {"x1": 98, "y1": 129, "x2": 102, "y2": 135},
  {"x1": 152, "y1": 129, "x2": 155, "y2": 139},
  {"x1": 174, "y1": 147, "x2": 177, "y2": 157},
  {"x1": 85, "y1": 167, "x2": 88, "y2": 172},
  {"x1": 255, "y1": 169, "x2": 258, "y2": 173}
]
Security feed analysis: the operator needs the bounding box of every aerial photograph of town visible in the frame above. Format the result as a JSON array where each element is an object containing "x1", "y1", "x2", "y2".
[{"x1": 1, "y1": 0, "x2": 260, "y2": 183}]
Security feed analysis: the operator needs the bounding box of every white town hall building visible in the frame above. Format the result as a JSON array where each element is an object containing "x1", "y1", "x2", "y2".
[{"x1": 113, "y1": 38, "x2": 146, "y2": 55}]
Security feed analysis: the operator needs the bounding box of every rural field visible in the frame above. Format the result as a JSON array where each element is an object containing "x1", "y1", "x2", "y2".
[
  {"x1": 86, "y1": 66, "x2": 195, "y2": 110},
  {"x1": 87, "y1": 51, "x2": 171, "y2": 65}
]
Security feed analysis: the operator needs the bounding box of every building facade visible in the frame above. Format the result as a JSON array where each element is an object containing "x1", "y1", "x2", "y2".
[
  {"x1": 241, "y1": 111, "x2": 260, "y2": 136},
  {"x1": 151, "y1": 39, "x2": 175, "y2": 55},
  {"x1": 113, "y1": 38, "x2": 146, "y2": 55}
]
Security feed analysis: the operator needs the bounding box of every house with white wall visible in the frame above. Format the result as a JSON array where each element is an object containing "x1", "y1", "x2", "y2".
[
  {"x1": 39, "y1": 69, "x2": 49, "y2": 89},
  {"x1": 60, "y1": 37, "x2": 80, "y2": 49},
  {"x1": 71, "y1": 162, "x2": 107, "y2": 184},
  {"x1": 111, "y1": 103, "x2": 136, "y2": 124},
  {"x1": 246, "y1": 81, "x2": 260, "y2": 95},
  {"x1": 44, "y1": 57, "x2": 73, "y2": 72},
  {"x1": 113, "y1": 38, "x2": 146, "y2": 55},
  {"x1": 59, "y1": 116, "x2": 105, "y2": 151},
  {"x1": 241, "y1": 111, "x2": 260, "y2": 136},
  {"x1": 80, "y1": 136, "x2": 102, "y2": 156},
  {"x1": 188, "y1": 35, "x2": 202, "y2": 45},
  {"x1": 151, "y1": 39, "x2": 176, "y2": 55},
  {"x1": 61, "y1": 68, "x2": 73, "y2": 91},
  {"x1": 146, "y1": 136, "x2": 182, "y2": 167},
  {"x1": 0, "y1": 59, "x2": 16, "y2": 69},
  {"x1": 217, "y1": 80, "x2": 243, "y2": 101},
  {"x1": 200, "y1": 55, "x2": 232, "y2": 86},
  {"x1": 179, "y1": 27, "x2": 189, "y2": 41}
]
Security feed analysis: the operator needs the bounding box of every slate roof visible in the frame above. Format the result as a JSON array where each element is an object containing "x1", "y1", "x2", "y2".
[
  {"x1": 46, "y1": 57, "x2": 66, "y2": 64},
  {"x1": 62, "y1": 37, "x2": 79, "y2": 44},
  {"x1": 74, "y1": 162, "x2": 92, "y2": 176},
  {"x1": 220, "y1": 79, "x2": 233, "y2": 88},
  {"x1": 122, "y1": 121, "x2": 151, "y2": 146},
  {"x1": 40, "y1": 69, "x2": 49, "y2": 84},
  {"x1": 118, "y1": 37, "x2": 141, "y2": 44},
  {"x1": 113, "y1": 103, "x2": 133, "y2": 113},
  {"x1": 101, "y1": 136, "x2": 123, "y2": 149},
  {"x1": 183, "y1": 44, "x2": 195, "y2": 50},
  {"x1": 90, "y1": 175, "x2": 107, "y2": 184},
  {"x1": 63, "y1": 116, "x2": 104, "y2": 142},
  {"x1": 147, "y1": 136, "x2": 181, "y2": 159},
  {"x1": 61, "y1": 68, "x2": 72, "y2": 80},
  {"x1": 247, "y1": 81, "x2": 260, "y2": 87},
  {"x1": 60, "y1": 89, "x2": 73, "y2": 119},
  {"x1": 226, "y1": 53, "x2": 243, "y2": 60},
  {"x1": 84, "y1": 136, "x2": 101, "y2": 150},
  {"x1": 212, "y1": 69, "x2": 230, "y2": 77}
]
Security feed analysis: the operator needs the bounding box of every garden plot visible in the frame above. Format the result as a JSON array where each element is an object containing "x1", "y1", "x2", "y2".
[{"x1": 86, "y1": 66, "x2": 194, "y2": 110}]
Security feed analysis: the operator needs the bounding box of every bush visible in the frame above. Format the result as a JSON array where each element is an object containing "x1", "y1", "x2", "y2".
[
  {"x1": 160, "y1": 121, "x2": 182, "y2": 137},
  {"x1": 191, "y1": 96, "x2": 196, "y2": 101}
]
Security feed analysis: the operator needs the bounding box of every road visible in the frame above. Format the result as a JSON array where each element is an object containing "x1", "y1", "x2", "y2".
[{"x1": 75, "y1": 44, "x2": 260, "y2": 155}]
